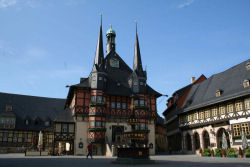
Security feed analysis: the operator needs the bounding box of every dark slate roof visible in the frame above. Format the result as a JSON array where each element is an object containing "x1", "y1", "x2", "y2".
[
  {"x1": 103, "y1": 51, "x2": 161, "y2": 96},
  {"x1": 54, "y1": 108, "x2": 74, "y2": 123},
  {"x1": 182, "y1": 59, "x2": 250, "y2": 113},
  {"x1": 70, "y1": 49, "x2": 161, "y2": 97},
  {"x1": 0, "y1": 92, "x2": 66, "y2": 131},
  {"x1": 156, "y1": 114, "x2": 165, "y2": 125},
  {"x1": 73, "y1": 78, "x2": 90, "y2": 88}
]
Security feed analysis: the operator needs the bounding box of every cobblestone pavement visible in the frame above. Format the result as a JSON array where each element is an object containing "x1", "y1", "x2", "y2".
[{"x1": 0, "y1": 154, "x2": 250, "y2": 167}]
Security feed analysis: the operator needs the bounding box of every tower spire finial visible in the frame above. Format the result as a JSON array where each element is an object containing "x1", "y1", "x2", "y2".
[
  {"x1": 133, "y1": 21, "x2": 144, "y2": 76},
  {"x1": 100, "y1": 13, "x2": 103, "y2": 26},
  {"x1": 135, "y1": 20, "x2": 138, "y2": 34}
]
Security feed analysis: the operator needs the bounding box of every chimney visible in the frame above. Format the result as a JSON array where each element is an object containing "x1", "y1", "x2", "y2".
[{"x1": 191, "y1": 77, "x2": 195, "y2": 84}]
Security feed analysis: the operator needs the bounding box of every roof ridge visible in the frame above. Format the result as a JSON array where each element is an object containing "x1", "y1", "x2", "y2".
[{"x1": 0, "y1": 92, "x2": 65, "y2": 100}]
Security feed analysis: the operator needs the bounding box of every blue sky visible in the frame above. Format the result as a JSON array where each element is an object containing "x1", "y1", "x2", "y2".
[{"x1": 0, "y1": 0, "x2": 250, "y2": 117}]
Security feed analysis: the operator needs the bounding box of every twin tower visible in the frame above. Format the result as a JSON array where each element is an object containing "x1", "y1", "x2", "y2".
[{"x1": 89, "y1": 16, "x2": 147, "y2": 94}]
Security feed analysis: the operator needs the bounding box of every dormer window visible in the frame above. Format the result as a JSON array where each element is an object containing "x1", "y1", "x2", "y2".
[
  {"x1": 246, "y1": 62, "x2": 250, "y2": 70},
  {"x1": 243, "y1": 80, "x2": 249, "y2": 88},
  {"x1": 6, "y1": 105, "x2": 12, "y2": 112},
  {"x1": 45, "y1": 121, "x2": 50, "y2": 126},
  {"x1": 216, "y1": 89, "x2": 222, "y2": 97},
  {"x1": 110, "y1": 58, "x2": 119, "y2": 68}
]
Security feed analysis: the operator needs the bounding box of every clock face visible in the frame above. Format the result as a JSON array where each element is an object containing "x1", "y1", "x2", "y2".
[{"x1": 110, "y1": 58, "x2": 119, "y2": 68}]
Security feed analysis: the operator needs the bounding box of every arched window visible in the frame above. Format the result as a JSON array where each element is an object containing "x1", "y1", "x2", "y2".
[
  {"x1": 194, "y1": 133, "x2": 200, "y2": 150},
  {"x1": 216, "y1": 128, "x2": 230, "y2": 148},
  {"x1": 203, "y1": 131, "x2": 210, "y2": 148},
  {"x1": 186, "y1": 133, "x2": 192, "y2": 151}
]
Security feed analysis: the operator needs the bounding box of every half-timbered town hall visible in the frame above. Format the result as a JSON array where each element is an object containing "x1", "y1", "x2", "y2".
[{"x1": 64, "y1": 20, "x2": 161, "y2": 155}]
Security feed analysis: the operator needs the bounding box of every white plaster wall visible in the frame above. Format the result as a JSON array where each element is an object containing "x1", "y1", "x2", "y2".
[
  {"x1": 148, "y1": 123, "x2": 155, "y2": 155},
  {"x1": 74, "y1": 117, "x2": 88, "y2": 155}
]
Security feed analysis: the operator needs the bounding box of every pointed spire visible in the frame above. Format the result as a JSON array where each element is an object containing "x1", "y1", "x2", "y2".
[
  {"x1": 133, "y1": 21, "x2": 143, "y2": 75},
  {"x1": 92, "y1": 13, "x2": 104, "y2": 71}
]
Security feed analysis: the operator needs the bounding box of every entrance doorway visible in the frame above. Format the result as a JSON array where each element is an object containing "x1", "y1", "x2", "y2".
[
  {"x1": 186, "y1": 133, "x2": 192, "y2": 151},
  {"x1": 112, "y1": 126, "x2": 124, "y2": 143},
  {"x1": 54, "y1": 141, "x2": 74, "y2": 155}
]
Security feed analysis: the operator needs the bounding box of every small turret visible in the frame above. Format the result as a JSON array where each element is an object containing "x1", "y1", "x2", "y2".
[{"x1": 106, "y1": 24, "x2": 116, "y2": 54}]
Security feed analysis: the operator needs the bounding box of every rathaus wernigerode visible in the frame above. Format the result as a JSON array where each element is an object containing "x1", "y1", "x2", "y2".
[{"x1": 64, "y1": 19, "x2": 161, "y2": 155}]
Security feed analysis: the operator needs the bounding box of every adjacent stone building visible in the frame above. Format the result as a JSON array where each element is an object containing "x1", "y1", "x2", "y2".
[{"x1": 164, "y1": 60, "x2": 250, "y2": 154}]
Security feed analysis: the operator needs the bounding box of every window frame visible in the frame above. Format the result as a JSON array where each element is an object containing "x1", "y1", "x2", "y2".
[
  {"x1": 233, "y1": 124, "x2": 241, "y2": 136},
  {"x1": 227, "y1": 104, "x2": 234, "y2": 113},
  {"x1": 241, "y1": 123, "x2": 250, "y2": 136}
]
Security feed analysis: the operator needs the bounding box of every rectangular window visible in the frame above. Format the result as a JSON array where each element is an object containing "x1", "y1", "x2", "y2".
[
  {"x1": 235, "y1": 101, "x2": 243, "y2": 112},
  {"x1": 233, "y1": 124, "x2": 241, "y2": 136},
  {"x1": 211, "y1": 107, "x2": 218, "y2": 117},
  {"x1": 62, "y1": 124, "x2": 68, "y2": 132},
  {"x1": 91, "y1": 95, "x2": 96, "y2": 102},
  {"x1": 96, "y1": 121, "x2": 101, "y2": 127},
  {"x1": 3, "y1": 132, "x2": 8, "y2": 142},
  {"x1": 134, "y1": 100, "x2": 138, "y2": 106},
  {"x1": 244, "y1": 99, "x2": 250, "y2": 110},
  {"x1": 6, "y1": 105, "x2": 12, "y2": 112},
  {"x1": 13, "y1": 133, "x2": 18, "y2": 142},
  {"x1": 193, "y1": 113, "x2": 197, "y2": 120},
  {"x1": 140, "y1": 123, "x2": 145, "y2": 130},
  {"x1": 188, "y1": 114, "x2": 193, "y2": 122},
  {"x1": 22, "y1": 133, "x2": 28, "y2": 142},
  {"x1": 205, "y1": 109, "x2": 210, "y2": 118},
  {"x1": 122, "y1": 103, "x2": 126, "y2": 109},
  {"x1": 219, "y1": 106, "x2": 225, "y2": 115},
  {"x1": 101, "y1": 122, "x2": 105, "y2": 127},
  {"x1": 241, "y1": 123, "x2": 250, "y2": 135},
  {"x1": 111, "y1": 102, "x2": 116, "y2": 108},
  {"x1": 227, "y1": 104, "x2": 234, "y2": 113},
  {"x1": 89, "y1": 121, "x2": 95, "y2": 127},
  {"x1": 97, "y1": 96, "x2": 102, "y2": 103},
  {"x1": 117, "y1": 102, "x2": 121, "y2": 109},
  {"x1": 199, "y1": 111, "x2": 204, "y2": 120},
  {"x1": 103, "y1": 97, "x2": 106, "y2": 103},
  {"x1": 140, "y1": 100, "x2": 145, "y2": 106}
]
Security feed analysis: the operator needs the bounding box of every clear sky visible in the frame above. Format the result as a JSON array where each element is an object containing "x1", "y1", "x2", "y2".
[{"x1": 0, "y1": 0, "x2": 250, "y2": 117}]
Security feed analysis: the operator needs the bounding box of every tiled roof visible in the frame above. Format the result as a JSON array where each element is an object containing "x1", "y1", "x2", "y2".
[
  {"x1": 182, "y1": 59, "x2": 250, "y2": 113},
  {"x1": 0, "y1": 92, "x2": 65, "y2": 131}
]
